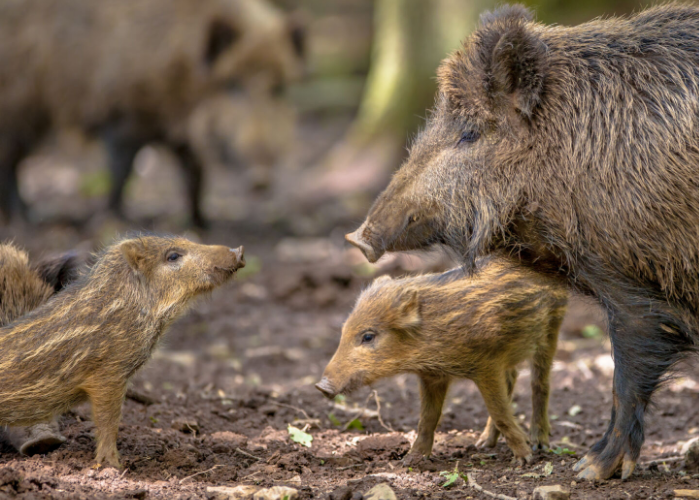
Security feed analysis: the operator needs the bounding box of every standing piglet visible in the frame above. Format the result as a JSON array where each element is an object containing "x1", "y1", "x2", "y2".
[
  {"x1": 0, "y1": 235, "x2": 244, "y2": 468},
  {"x1": 317, "y1": 259, "x2": 567, "y2": 465}
]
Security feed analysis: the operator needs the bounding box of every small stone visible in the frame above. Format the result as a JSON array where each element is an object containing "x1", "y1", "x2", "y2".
[
  {"x1": 253, "y1": 486, "x2": 299, "y2": 500},
  {"x1": 363, "y1": 483, "x2": 397, "y2": 500},
  {"x1": 673, "y1": 490, "x2": 699, "y2": 499},
  {"x1": 210, "y1": 431, "x2": 248, "y2": 448},
  {"x1": 171, "y1": 418, "x2": 199, "y2": 434},
  {"x1": 532, "y1": 484, "x2": 570, "y2": 500},
  {"x1": 207, "y1": 485, "x2": 260, "y2": 500},
  {"x1": 328, "y1": 486, "x2": 352, "y2": 500}
]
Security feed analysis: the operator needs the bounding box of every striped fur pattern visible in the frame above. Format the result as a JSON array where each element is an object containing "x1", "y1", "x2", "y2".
[
  {"x1": 0, "y1": 236, "x2": 244, "y2": 468},
  {"x1": 318, "y1": 258, "x2": 568, "y2": 464}
]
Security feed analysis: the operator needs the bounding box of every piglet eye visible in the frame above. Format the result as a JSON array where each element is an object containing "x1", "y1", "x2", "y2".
[
  {"x1": 166, "y1": 252, "x2": 181, "y2": 262},
  {"x1": 458, "y1": 130, "x2": 480, "y2": 145},
  {"x1": 361, "y1": 332, "x2": 376, "y2": 344}
]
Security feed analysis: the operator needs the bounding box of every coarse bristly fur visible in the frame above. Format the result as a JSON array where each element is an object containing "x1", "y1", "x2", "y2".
[
  {"x1": 0, "y1": 235, "x2": 245, "y2": 468},
  {"x1": 0, "y1": 243, "x2": 85, "y2": 456},
  {"x1": 345, "y1": 3, "x2": 698, "y2": 481},
  {"x1": 317, "y1": 258, "x2": 568, "y2": 465}
]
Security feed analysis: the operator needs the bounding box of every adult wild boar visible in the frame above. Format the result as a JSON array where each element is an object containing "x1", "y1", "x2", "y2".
[
  {"x1": 346, "y1": 4, "x2": 699, "y2": 480},
  {"x1": 0, "y1": 0, "x2": 304, "y2": 227}
]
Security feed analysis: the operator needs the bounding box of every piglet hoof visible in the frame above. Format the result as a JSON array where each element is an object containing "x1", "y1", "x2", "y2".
[
  {"x1": 530, "y1": 440, "x2": 549, "y2": 452},
  {"x1": 402, "y1": 452, "x2": 427, "y2": 468},
  {"x1": 95, "y1": 451, "x2": 122, "y2": 470},
  {"x1": 475, "y1": 435, "x2": 497, "y2": 449},
  {"x1": 512, "y1": 454, "x2": 533, "y2": 467}
]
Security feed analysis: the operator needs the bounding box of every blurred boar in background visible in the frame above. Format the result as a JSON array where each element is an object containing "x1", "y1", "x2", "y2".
[
  {"x1": 188, "y1": 88, "x2": 296, "y2": 191},
  {"x1": 0, "y1": 0, "x2": 304, "y2": 227}
]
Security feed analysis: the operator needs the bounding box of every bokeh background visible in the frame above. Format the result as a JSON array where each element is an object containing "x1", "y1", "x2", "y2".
[
  {"x1": 0, "y1": 1, "x2": 696, "y2": 498},
  {"x1": 3, "y1": 0, "x2": 666, "y2": 241}
]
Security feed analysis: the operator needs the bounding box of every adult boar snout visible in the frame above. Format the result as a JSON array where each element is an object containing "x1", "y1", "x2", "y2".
[
  {"x1": 315, "y1": 377, "x2": 337, "y2": 399},
  {"x1": 345, "y1": 228, "x2": 383, "y2": 263}
]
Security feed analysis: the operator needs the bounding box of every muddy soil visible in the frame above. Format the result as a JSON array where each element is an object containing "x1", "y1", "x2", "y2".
[{"x1": 0, "y1": 221, "x2": 697, "y2": 500}]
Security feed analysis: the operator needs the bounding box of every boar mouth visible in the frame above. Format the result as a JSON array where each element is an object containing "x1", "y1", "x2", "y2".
[{"x1": 316, "y1": 372, "x2": 367, "y2": 399}]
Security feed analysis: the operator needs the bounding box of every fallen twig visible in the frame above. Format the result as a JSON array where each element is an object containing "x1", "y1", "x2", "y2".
[
  {"x1": 336, "y1": 464, "x2": 364, "y2": 471},
  {"x1": 270, "y1": 400, "x2": 312, "y2": 420},
  {"x1": 235, "y1": 447, "x2": 264, "y2": 462},
  {"x1": 344, "y1": 392, "x2": 375, "y2": 430},
  {"x1": 180, "y1": 465, "x2": 223, "y2": 484},
  {"x1": 371, "y1": 390, "x2": 394, "y2": 432},
  {"x1": 641, "y1": 456, "x2": 685, "y2": 465},
  {"x1": 466, "y1": 472, "x2": 516, "y2": 500}
]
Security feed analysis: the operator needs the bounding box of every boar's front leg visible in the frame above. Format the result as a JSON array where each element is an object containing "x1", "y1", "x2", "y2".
[
  {"x1": 404, "y1": 375, "x2": 449, "y2": 465},
  {"x1": 85, "y1": 380, "x2": 127, "y2": 469},
  {"x1": 476, "y1": 368, "x2": 518, "y2": 449},
  {"x1": 475, "y1": 372, "x2": 531, "y2": 465}
]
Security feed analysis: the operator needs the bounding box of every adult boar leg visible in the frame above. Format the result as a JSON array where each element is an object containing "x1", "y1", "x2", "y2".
[
  {"x1": 404, "y1": 375, "x2": 449, "y2": 465},
  {"x1": 172, "y1": 143, "x2": 206, "y2": 228},
  {"x1": 0, "y1": 141, "x2": 29, "y2": 223},
  {"x1": 102, "y1": 128, "x2": 143, "y2": 221},
  {"x1": 575, "y1": 301, "x2": 691, "y2": 480},
  {"x1": 477, "y1": 368, "x2": 518, "y2": 449},
  {"x1": 476, "y1": 371, "x2": 531, "y2": 465}
]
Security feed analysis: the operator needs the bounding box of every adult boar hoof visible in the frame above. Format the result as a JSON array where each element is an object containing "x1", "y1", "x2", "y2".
[
  {"x1": 620, "y1": 457, "x2": 636, "y2": 480},
  {"x1": 572, "y1": 454, "x2": 593, "y2": 472}
]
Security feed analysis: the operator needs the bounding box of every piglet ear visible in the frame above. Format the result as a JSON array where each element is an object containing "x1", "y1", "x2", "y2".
[
  {"x1": 120, "y1": 240, "x2": 147, "y2": 273},
  {"x1": 490, "y1": 20, "x2": 547, "y2": 119},
  {"x1": 373, "y1": 274, "x2": 393, "y2": 286},
  {"x1": 396, "y1": 288, "x2": 421, "y2": 331}
]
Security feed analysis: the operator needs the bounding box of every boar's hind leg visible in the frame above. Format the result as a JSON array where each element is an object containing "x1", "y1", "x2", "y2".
[
  {"x1": 85, "y1": 380, "x2": 127, "y2": 469},
  {"x1": 529, "y1": 314, "x2": 561, "y2": 451},
  {"x1": 102, "y1": 128, "x2": 144, "y2": 220},
  {"x1": 575, "y1": 301, "x2": 695, "y2": 481},
  {"x1": 0, "y1": 141, "x2": 29, "y2": 223},
  {"x1": 476, "y1": 372, "x2": 531, "y2": 464},
  {"x1": 172, "y1": 143, "x2": 206, "y2": 229},
  {"x1": 406, "y1": 376, "x2": 449, "y2": 462},
  {"x1": 477, "y1": 368, "x2": 517, "y2": 449}
]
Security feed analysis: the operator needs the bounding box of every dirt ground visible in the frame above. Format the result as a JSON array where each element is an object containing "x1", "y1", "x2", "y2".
[{"x1": 0, "y1": 218, "x2": 697, "y2": 500}]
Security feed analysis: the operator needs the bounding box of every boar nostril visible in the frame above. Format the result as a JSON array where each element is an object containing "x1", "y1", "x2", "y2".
[
  {"x1": 315, "y1": 378, "x2": 337, "y2": 399},
  {"x1": 345, "y1": 231, "x2": 379, "y2": 263}
]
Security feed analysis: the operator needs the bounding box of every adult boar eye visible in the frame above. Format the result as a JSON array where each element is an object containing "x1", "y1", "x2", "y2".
[
  {"x1": 166, "y1": 252, "x2": 181, "y2": 262},
  {"x1": 458, "y1": 130, "x2": 480, "y2": 145},
  {"x1": 361, "y1": 332, "x2": 376, "y2": 344}
]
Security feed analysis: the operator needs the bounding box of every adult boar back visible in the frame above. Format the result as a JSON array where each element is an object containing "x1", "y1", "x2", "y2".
[{"x1": 346, "y1": 4, "x2": 699, "y2": 481}]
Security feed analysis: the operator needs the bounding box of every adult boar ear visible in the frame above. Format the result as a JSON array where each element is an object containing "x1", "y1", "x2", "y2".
[
  {"x1": 204, "y1": 19, "x2": 240, "y2": 67},
  {"x1": 490, "y1": 20, "x2": 547, "y2": 119},
  {"x1": 120, "y1": 240, "x2": 147, "y2": 274},
  {"x1": 396, "y1": 288, "x2": 421, "y2": 331}
]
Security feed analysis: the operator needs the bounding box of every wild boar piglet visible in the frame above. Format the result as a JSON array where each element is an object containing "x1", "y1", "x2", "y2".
[
  {"x1": 0, "y1": 235, "x2": 245, "y2": 468},
  {"x1": 317, "y1": 259, "x2": 568, "y2": 464}
]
